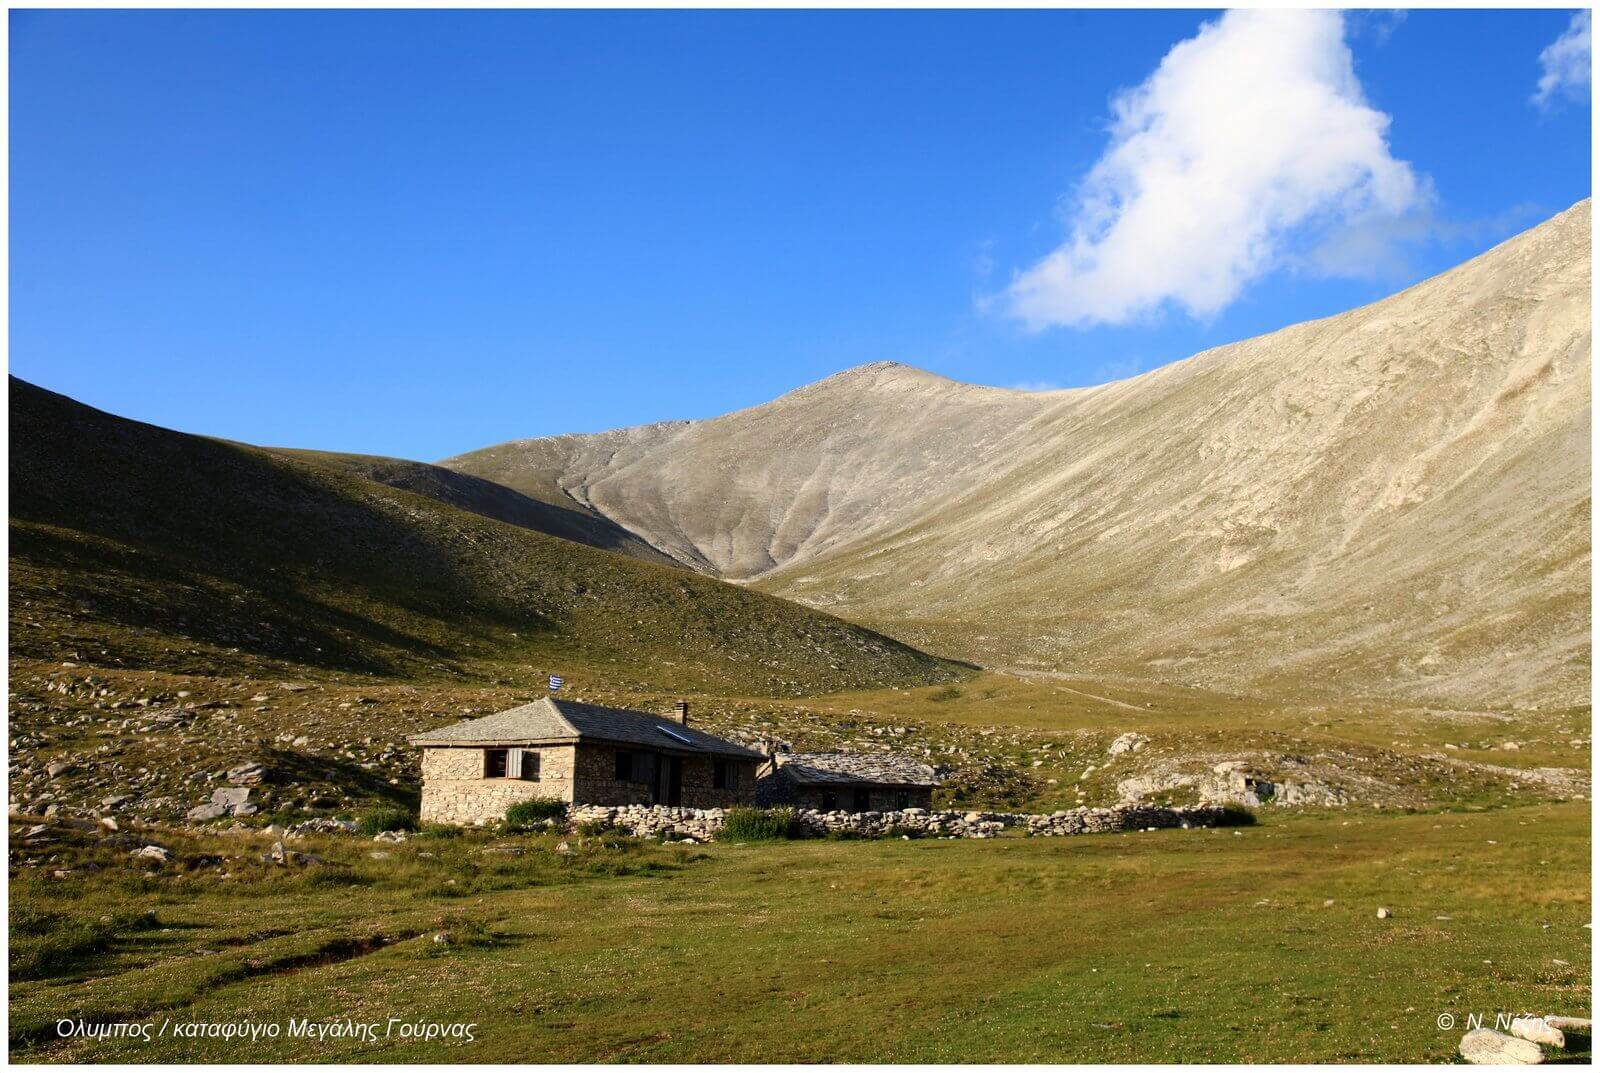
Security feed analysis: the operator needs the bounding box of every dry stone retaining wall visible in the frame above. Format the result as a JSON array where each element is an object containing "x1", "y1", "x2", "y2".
[{"x1": 568, "y1": 803, "x2": 1229, "y2": 842}]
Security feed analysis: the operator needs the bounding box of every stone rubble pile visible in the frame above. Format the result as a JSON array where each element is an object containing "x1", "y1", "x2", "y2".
[{"x1": 567, "y1": 802, "x2": 1230, "y2": 842}]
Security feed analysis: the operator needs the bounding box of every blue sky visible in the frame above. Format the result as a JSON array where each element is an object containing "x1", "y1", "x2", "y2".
[{"x1": 10, "y1": 9, "x2": 1592, "y2": 461}]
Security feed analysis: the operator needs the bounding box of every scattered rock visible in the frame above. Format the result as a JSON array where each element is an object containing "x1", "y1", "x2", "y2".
[
  {"x1": 1544, "y1": 1016, "x2": 1591, "y2": 1036},
  {"x1": 1509, "y1": 1017, "x2": 1565, "y2": 1048},
  {"x1": 132, "y1": 844, "x2": 173, "y2": 862},
  {"x1": 211, "y1": 787, "x2": 256, "y2": 815},
  {"x1": 1107, "y1": 733, "x2": 1149, "y2": 757},
  {"x1": 226, "y1": 763, "x2": 265, "y2": 786},
  {"x1": 1459, "y1": 1029, "x2": 1543, "y2": 1065},
  {"x1": 1376, "y1": 907, "x2": 1392, "y2": 919}
]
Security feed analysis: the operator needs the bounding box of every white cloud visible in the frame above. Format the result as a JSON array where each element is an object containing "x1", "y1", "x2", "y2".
[
  {"x1": 1004, "y1": 10, "x2": 1423, "y2": 329},
  {"x1": 1008, "y1": 379, "x2": 1064, "y2": 392},
  {"x1": 1534, "y1": 11, "x2": 1591, "y2": 108}
]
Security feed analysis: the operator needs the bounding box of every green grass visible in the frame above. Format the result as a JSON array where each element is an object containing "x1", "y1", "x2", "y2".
[
  {"x1": 9, "y1": 906, "x2": 161, "y2": 982},
  {"x1": 10, "y1": 803, "x2": 1589, "y2": 1062}
]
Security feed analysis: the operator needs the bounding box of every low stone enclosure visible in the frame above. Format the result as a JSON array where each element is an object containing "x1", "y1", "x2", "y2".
[{"x1": 567, "y1": 802, "x2": 1234, "y2": 841}]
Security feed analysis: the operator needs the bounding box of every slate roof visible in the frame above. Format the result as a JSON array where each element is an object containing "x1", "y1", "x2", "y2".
[
  {"x1": 773, "y1": 752, "x2": 940, "y2": 788},
  {"x1": 408, "y1": 697, "x2": 764, "y2": 760}
]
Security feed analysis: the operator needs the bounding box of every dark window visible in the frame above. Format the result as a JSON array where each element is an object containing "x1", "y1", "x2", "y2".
[
  {"x1": 522, "y1": 751, "x2": 541, "y2": 781},
  {"x1": 852, "y1": 788, "x2": 871, "y2": 812},
  {"x1": 821, "y1": 791, "x2": 838, "y2": 811},
  {"x1": 713, "y1": 760, "x2": 732, "y2": 790},
  {"x1": 615, "y1": 750, "x2": 632, "y2": 781},
  {"x1": 484, "y1": 749, "x2": 508, "y2": 778},
  {"x1": 895, "y1": 791, "x2": 910, "y2": 810}
]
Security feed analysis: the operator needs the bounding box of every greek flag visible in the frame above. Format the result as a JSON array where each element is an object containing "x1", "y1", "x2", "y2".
[{"x1": 548, "y1": 675, "x2": 564, "y2": 692}]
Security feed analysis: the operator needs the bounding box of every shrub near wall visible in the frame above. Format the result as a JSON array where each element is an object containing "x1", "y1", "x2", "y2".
[
  {"x1": 505, "y1": 798, "x2": 568, "y2": 832},
  {"x1": 720, "y1": 807, "x2": 797, "y2": 841},
  {"x1": 358, "y1": 806, "x2": 417, "y2": 836}
]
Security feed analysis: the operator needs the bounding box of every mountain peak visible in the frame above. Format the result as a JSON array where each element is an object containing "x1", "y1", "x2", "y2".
[{"x1": 443, "y1": 202, "x2": 1589, "y2": 709}]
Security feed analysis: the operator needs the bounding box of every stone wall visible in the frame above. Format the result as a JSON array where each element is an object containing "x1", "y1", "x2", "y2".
[
  {"x1": 567, "y1": 803, "x2": 1230, "y2": 842},
  {"x1": 755, "y1": 766, "x2": 933, "y2": 812},
  {"x1": 788, "y1": 785, "x2": 934, "y2": 813},
  {"x1": 419, "y1": 745, "x2": 576, "y2": 825},
  {"x1": 569, "y1": 743, "x2": 757, "y2": 809}
]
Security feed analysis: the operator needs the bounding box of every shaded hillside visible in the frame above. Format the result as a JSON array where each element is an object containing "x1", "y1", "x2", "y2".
[
  {"x1": 277, "y1": 448, "x2": 677, "y2": 567},
  {"x1": 446, "y1": 201, "x2": 1592, "y2": 708},
  {"x1": 9, "y1": 379, "x2": 963, "y2": 696}
]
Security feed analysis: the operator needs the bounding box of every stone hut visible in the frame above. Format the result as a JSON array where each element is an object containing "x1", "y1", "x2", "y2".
[
  {"x1": 757, "y1": 751, "x2": 939, "y2": 812},
  {"x1": 409, "y1": 698, "x2": 764, "y2": 826}
]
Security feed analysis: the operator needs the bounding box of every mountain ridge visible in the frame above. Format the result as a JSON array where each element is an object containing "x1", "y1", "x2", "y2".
[{"x1": 445, "y1": 200, "x2": 1592, "y2": 708}]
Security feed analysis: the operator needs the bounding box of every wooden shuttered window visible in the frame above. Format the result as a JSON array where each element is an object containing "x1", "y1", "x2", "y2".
[{"x1": 506, "y1": 748, "x2": 540, "y2": 781}]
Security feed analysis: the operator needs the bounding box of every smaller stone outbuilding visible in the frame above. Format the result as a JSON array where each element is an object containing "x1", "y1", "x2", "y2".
[
  {"x1": 757, "y1": 751, "x2": 939, "y2": 812},
  {"x1": 409, "y1": 698, "x2": 764, "y2": 826}
]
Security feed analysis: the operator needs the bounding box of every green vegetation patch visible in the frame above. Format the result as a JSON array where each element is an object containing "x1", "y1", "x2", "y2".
[
  {"x1": 720, "y1": 807, "x2": 798, "y2": 842},
  {"x1": 504, "y1": 797, "x2": 568, "y2": 831},
  {"x1": 357, "y1": 805, "x2": 418, "y2": 836}
]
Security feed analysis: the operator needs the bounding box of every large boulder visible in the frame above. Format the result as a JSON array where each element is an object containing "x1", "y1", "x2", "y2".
[{"x1": 1459, "y1": 1029, "x2": 1544, "y2": 1065}]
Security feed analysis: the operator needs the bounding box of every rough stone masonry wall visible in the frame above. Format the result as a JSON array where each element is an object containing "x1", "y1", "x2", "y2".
[
  {"x1": 571, "y1": 744, "x2": 758, "y2": 809},
  {"x1": 567, "y1": 803, "x2": 1230, "y2": 842},
  {"x1": 420, "y1": 745, "x2": 576, "y2": 825}
]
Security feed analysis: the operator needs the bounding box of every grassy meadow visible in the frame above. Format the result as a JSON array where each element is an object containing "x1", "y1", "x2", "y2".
[{"x1": 10, "y1": 802, "x2": 1590, "y2": 1063}]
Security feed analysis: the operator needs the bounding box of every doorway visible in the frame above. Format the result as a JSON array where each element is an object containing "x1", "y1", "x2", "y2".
[{"x1": 658, "y1": 756, "x2": 683, "y2": 806}]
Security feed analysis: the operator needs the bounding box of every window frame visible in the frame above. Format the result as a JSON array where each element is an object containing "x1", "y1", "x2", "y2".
[{"x1": 484, "y1": 748, "x2": 509, "y2": 779}]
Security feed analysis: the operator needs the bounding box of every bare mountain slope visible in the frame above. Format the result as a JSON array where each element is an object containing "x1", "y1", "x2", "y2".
[{"x1": 446, "y1": 201, "x2": 1591, "y2": 709}]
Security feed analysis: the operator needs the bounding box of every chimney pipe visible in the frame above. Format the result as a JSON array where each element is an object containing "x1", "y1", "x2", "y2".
[{"x1": 671, "y1": 700, "x2": 689, "y2": 726}]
